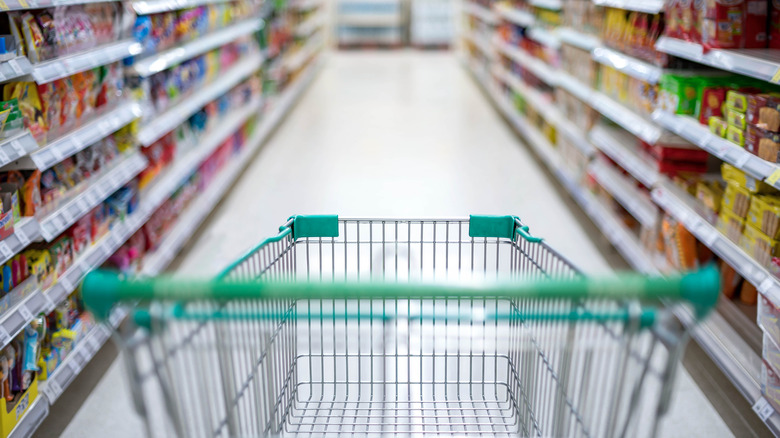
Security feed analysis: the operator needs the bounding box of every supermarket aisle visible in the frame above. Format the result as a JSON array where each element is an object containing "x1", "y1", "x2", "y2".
[{"x1": 49, "y1": 51, "x2": 731, "y2": 437}]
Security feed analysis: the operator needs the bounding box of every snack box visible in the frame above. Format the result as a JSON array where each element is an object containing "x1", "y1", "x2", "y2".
[
  {"x1": 717, "y1": 208, "x2": 746, "y2": 243},
  {"x1": 740, "y1": 224, "x2": 780, "y2": 268},
  {"x1": 722, "y1": 162, "x2": 775, "y2": 193},
  {"x1": 696, "y1": 180, "x2": 725, "y2": 218},
  {"x1": 747, "y1": 93, "x2": 780, "y2": 132},
  {"x1": 0, "y1": 378, "x2": 37, "y2": 438},
  {"x1": 641, "y1": 138, "x2": 709, "y2": 162},
  {"x1": 747, "y1": 125, "x2": 780, "y2": 163},
  {"x1": 722, "y1": 182, "x2": 752, "y2": 218},
  {"x1": 748, "y1": 195, "x2": 780, "y2": 240},
  {"x1": 709, "y1": 116, "x2": 728, "y2": 137},
  {"x1": 702, "y1": 0, "x2": 769, "y2": 49}
]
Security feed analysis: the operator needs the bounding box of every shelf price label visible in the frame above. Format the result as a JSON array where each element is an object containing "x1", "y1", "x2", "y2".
[
  {"x1": 45, "y1": 380, "x2": 63, "y2": 401},
  {"x1": 772, "y1": 68, "x2": 780, "y2": 85},
  {"x1": 18, "y1": 304, "x2": 33, "y2": 322},
  {"x1": 753, "y1": 397, "x2": 776, "y2": 422},
  {"x1": 767, "y1": 169, "x2": 780, "y2": 187}
]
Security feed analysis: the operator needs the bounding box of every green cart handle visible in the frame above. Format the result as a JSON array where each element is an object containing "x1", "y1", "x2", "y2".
[{"x1": 83, "y1": 265, "x2": 720, "y2": 322}]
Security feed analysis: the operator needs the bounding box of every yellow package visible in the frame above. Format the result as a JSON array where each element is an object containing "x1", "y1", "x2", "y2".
[
  {"x1": 740, "y1": 224, "x2": 780, "y2": 268},
  {"x1": 722, "y1": 182, "x2": 752, "y2": 218},
  {"x1": 718, "y1": 208, "x2": 746, "y2": 243},
  {"x1": 748, "y1": 195, "x2": 780, "y2": 239},
  {"x1": 661, "y1": 215, "x2": 698, "y2": 270},
  {"x1": 721, "y1": 163, "x2": 775, "y2": 193},
  {"x1": 696, "y1": 181, "x2": 725, "y2": 215}
]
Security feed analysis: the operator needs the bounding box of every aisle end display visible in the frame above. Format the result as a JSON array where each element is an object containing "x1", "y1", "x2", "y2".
[
  {"x1": 459, "y1": 0, "x2": 780, "y2": 434},
  {"x1": 0, "y1": 0, "x2": 325, "y2": 437}
]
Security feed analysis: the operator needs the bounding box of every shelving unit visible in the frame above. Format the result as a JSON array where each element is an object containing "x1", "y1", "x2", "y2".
[
  {"x1": 656, "y1": 37, "x2": 780, "y2": 86},
  {"x1": 0, "y1": 2, "x2": 325, "y2": 436},
  {"x1": 136, "y1": 54, "x2": 264, "y2": 146},
  {"x1": 460, "y1": 3, "x2": 780, "y2": 431},
  {"x1": 493, "y1": 3, "x2": 533, "y2": 27},
  {"x1": 131, "y1": 19, "x2": 263, "y2": 77},
  {"x1": 30, "y1": 40, "x2": 143, "y2": 84}
]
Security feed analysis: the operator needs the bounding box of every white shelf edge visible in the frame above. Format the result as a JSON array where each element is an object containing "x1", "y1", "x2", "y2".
[
  {"x1": 295, "y1": 12, "x2": 325, "y2": 38},
  {"x1": 31, "y1": 40, "x2": 143, "y2": 85},
  {"x1": 6, "y1": 397, "x2": 48, "y2": 438},
  {"x1": 557, "y1": 71, "x2": 662, "y2": 144},
  {"x1": 40, "y1": 323, "x2": 111, "y2": 404},
  {"x1": 528, "y1": 0, "x2": 561, "y2": 10},
  {"x1": 37, "y1": 152, "x2": 148, "y2": 242},
  {"x1": 557, "y1": 28, "x2": 601, "y2": 52},
  {"x1": 0, "y1": 218, "x2": 42, "y2": 266},
  {"x1": 558, "y1": 167, "x2": 660, "y2": 275},
  {"x1": 137, "y1": 54, "x2": 263, "y2": 146},
  {"x1": 592, "y1": 0, "x2": 664, "y2": 13},
  {"x1": 493, "y1": 3, "x2": 534, "y2": 27},
  {"x1": 338, "y1": 14, "x2": 404, "y2": 27},
  {"x1": 494, "y1": 38, "x2": 558, "y2": 86},
  {"x1": 651, "y1": 109, "x2": 776, "y2": 184},
  {"x1": 0, "y1": 130, "x2": 39, "y2": 168},
  {"x1": 463, "y1": 31, "x2": 495, "y2": 60},
  {"x1": 592, "y1": 46, "x2": 662, "y2": 84},
  {"x1": 527, "y1": 26, "x2": 560, "y2": 50},
  {"x1": 132, "y1": 19, "x2": 262, "y2": 77},
  {"x1": 462, "y1": 2, "x2": 499, "y2": 25},
  {"x1": 29, "y1": 101, "x2": 142, "y2": 170},
  {"x1": 291, "y1": 0, "x2": 321, "y2": 10},
  {"x1": 132, "y1": 0, "x2": 231, "y2": 14},
  {"x1": 0, "y1": 0, "x2": 119, "y2": 11},
  {"x1": 285, "y1": 36, "x2": 324, "y2": 72},
  {"x1": 588, "y1": 158, "x2": 659, "y2": 228},
  {"x1": 656, "y1": 36, "x2": 780, "y2": 86},
  {"x1": 588, "y1": 124, "x2": 660, "y2": 188},
  {"x1": 0, "y1": 57, "x2": 32, "y2": 84}
]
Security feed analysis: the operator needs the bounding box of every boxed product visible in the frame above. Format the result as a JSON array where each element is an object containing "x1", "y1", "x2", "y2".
[
  {"x1": 722, "y1": 182, "x2": 752, "y2": 217},
  {"x1": 722, "y1": 162, "x2": 775, "y2": 193},
  {"x1": 748, "y1": 195, "x2": 780, "y2": 239},
  {"x1": 740, "y1": 224, "x2": 780, "y2": 267},
  {"x1": 702, "y1": 0, "x2": 769, "y2": 49},
  {"x1": 718, "y1": 208, "x2": 746, "y2": 242},
  {"x1": 661, "y1": 214, "x2": 699, "y2": 270}
]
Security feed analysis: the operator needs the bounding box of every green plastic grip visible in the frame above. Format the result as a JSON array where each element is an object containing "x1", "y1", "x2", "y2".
[
  {"x1": 292, "y1": 215, "x2": 339, "y2": 239},
  {"x1": 83, "y1": 265, "x2": 721, "y2": 321},
  {"x1": 468, "y1": 215, "x2": 542, "y2": 243}
]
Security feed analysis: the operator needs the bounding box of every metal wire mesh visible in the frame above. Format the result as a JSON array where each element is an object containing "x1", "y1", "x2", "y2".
[{"x1": 124, "y1": 218, "x2": 684, "y2": 438}]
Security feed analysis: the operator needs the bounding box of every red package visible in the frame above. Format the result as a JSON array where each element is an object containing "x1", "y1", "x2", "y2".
[
  {"x1": 772, "y1": 0, "x2": 780, "y2": 49},
  {"x1": 699, "y1": 87, "x2": 728, "y2": 124},
  {"x1": 666, "y1": 0, "x2": 684, "y2": 38},
  {"x1": 702, "y1": 0, "x2": 769, "y2": 49}
]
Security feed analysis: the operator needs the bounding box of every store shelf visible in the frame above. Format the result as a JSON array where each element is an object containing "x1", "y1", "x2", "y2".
[
  {"x1": 493, "y1": 3, "x2": 534, "y2": 27},
  {"x1": 0, "y1": 131, "x2": 40, "y2": 169},
  {"x1": 462, "y1": 1, "x2": 498, "y2": 25},
  {"x1": 652, "y1": 178, "x2": 780, "y2": 432},
  {"x1": 27, "y1": 101, "x2": 142, "y2": 170},
  {"x1": 591, "y1": 46, "x2": 662, "y2": 84},
  {"x1": 526, "y1": 26, "x2": 560, "y2": 50},
  {"x1": 0, "y1": 219, "x2": 42, "y2": 266},
  {"x1": 557, "y1": 28, "x2": 601, "y2": 52},
  {"x1": 0, "y1": 0, "x2": 120, "y2": 10},
  {"x1": 31, "y1": 40, "x2": 143, "y2": 85},
  {"x1": 143, "y1": 57, "x2": 321, "y2": 276},
  {"x1": 0, "y1": 57, "x2": 32, "y2": 83},
  {"x1": 338, "y1": 14, "x2": 404, "y2": 26},
  {"x1": 7, "y1": 398, "x2": 48, "y2": 438},
  {"x1": 656, "y1": 37, "x2": 780, "y2": 86},
  {"x1": 588, "y1": 158, "x2": 658, "y2": 228},
  {"x1": 40, "y1": 324, "x2": 112, "y2": 404},
  {"x1": 651, "y1": 110, "x2": 777, "y2": 183},
  {"x1": 132, "y1": 0, "x2": 229, "y2": 14},
  {"x1": 592, "y1": 0, "x2": 664, "y2": 13},
  {"x1": 558, "y1": 168, "x2": 660, "y2": 275},
  {"x1": 528, "y1": 0, "x2": 561, "y2": 10},
  {"x1": 37, "y1": 152, "x2": 148, "y2": 242},
  {"x1": 131, "y1": 19, "x2": 262, "y2": 77},
  {"x1": 137, "y1": 54, "x2": 263, "y2": 146},
  {"x1": 494, "y1": 39, "x2": 558, "y2": 86},
  {"x1": 589, "y1": 125, "x2": 660, "y2": 188},
  {"x1": 464, "y1": 31, "x2": 495, "y2": 60},
  {"x1": 291, "y1": 0, "x2": 321, "y2": 10},
  {"x1": 0, "y1": 278, "x2": 47, "y2": 350},
  {"x1": 557, "y1": 71, "x2": 663, "y2": 144},
  {"x1": 141, "y1": 99, "x2": 262, "y2": 211},
  {"x1": 285, "y1": 36, "x2": 323, "y2": 72},
  {"x1": 296, "y1": 12, "x2": 325, "y2": 38},
  {"x1": 651, "y1": 181, "x2": 780, "y2": 306}
]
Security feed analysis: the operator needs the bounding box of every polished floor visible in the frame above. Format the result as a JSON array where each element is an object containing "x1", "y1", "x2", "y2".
[{"x1": 39, "y1": 51, "x2": 732, "y2": 437}]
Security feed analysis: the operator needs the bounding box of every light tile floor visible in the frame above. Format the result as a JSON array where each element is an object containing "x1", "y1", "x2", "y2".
[{"x1": 46, "y1": 51, "x2": 732, "y2": 437}]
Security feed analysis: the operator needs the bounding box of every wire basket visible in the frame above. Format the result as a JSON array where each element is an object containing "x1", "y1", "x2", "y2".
[{"x1": 83, "y1": 215, "x2": 719, "y2": 437}]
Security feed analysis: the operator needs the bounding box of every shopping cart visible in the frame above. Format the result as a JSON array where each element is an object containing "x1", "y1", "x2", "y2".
[{"x1": 82, "y1": 215, "x2": 719, "y2": 438}]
